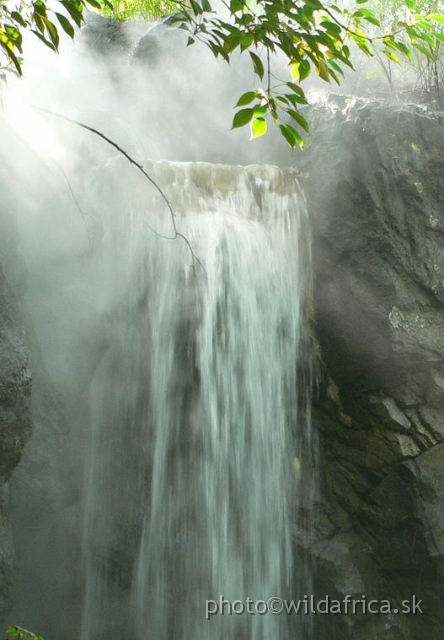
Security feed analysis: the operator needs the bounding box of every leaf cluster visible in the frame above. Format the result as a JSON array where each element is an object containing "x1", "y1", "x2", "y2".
[
  {"x1": 0, "y1": 0, "x2": 112, "y2": 79},
  {"x1": 6, "y1": 627, "x2": 44, "y2": 640},
  {"x1": 174, "y1": 0, "x2": 444, "y2": 148}
]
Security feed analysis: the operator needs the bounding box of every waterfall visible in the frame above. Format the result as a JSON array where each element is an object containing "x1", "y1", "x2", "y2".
[{"x1": 79, "y1": 161, "x2": 312, "y2": 640}]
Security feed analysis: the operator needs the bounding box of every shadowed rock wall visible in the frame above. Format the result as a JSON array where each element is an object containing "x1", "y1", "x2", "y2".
[
  {"x1": 301, "y1": 93, "x2": 444, "y2": 640},
  {"x1": 0, "y1": 203, "x2": 32, "y2": 620}
]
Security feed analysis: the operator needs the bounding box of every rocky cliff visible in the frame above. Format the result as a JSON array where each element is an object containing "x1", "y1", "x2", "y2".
[
  {"x1": 0, "y1": 207, "x2": 32, "y2": 620},
  {"x1": 300, "y1": 93, "x2": 444, "y2": 640}
]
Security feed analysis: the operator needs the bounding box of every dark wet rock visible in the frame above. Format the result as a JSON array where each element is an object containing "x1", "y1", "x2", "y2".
[
  {"x1": 0, "y1": 213, "x2": 32, "y2": 619},
  {"x1": 0, "y1": 267, "x2": 32, "y2": 485},
  {"x1": 299, "y1": 93, "x2": 444, "y2": 640},
  {"x1": 79, "y1": 11, "x2": 149, "y2": 55},
  {"x1": 0, "y1": 505, "x2": 14, "y2": 623}
]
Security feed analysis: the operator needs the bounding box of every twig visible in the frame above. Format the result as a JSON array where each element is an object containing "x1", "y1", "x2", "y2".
[
  {"x1": 59, "y1": 166, "x2": 94, "y2": 255},
  {"x1": 324, "y1": 6, "x2": 411, "y2": 52},
  {"x1": 34, "y1": 106, "x2": 206, "y2": 276},
  {"x1": 373, "y1": 46, "x2": 394, "y2": 92}
]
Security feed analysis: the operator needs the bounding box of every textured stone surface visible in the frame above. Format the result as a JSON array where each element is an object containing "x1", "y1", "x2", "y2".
[
  {"x1": 0, "y1": 267, "x2": 32, "y2": 483},
  {"x1": 0, "y1": 248, "x2": 32, "y2": 618},
  {"x1": 0, "y1": 503, "x2": 14, "y2": 623},
  {"x1": 299, "y1": 93, "x2": 444, "y2": 640}
]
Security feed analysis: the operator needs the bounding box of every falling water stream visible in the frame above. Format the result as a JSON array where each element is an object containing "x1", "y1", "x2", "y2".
[
  {"x1": 78, "y1": 161, "x2": 312, "y2": 640},
  {"x1": 0, "y1": 38, "x2": 314, "y2": 633}
]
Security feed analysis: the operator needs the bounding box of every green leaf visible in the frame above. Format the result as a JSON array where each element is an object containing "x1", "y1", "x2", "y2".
[
  {"x1": 290, "y1": 60, "x2": 300, "y2": 81},
  {"x1": 320, "y1": 20, "x2": 342, "y2": 36},
  {"x1": 284, "y1": 92, "x2": 308, "y2": 106},
  {"x1": 232, "y1": 107, "x2": 254, "y2": 128},
  {"x1": 250, "y1": 51, "x2": 264, "y2": 79},
  {"x1": 412, "y1": 42, "x2": 436, "y2": 61},
  {"x1": 42, "y1": 17, "x2": 60, "y2": 50},
  {"x1": 382, "y1": 50, "x2": 399, "y2": 63},
  {"x1": 428, "y1": 13, "x2": 444, "y2": 25},
  {"x1": 391, "y1": 41, "x2": 412, "y2": 59},
  {"x1": 299, "y1": 59, "x2": 310, "y2": 81},
  {"x1": 60, "y1": 1, "x2": 84, "y2": 28},
  {"x1": 279, "y1": 123, "x2": 304, "y2": 149},
  {"x1": 55, "y1": 13, "x2": 75, "y2": 38},
  {"x1": 230, "y1": 0, "x2": 243, "y2": 12},
  {"x1": 6, "y1": 627, "x2": 39, "y2": 640},
  {"x1": 0, "y1": 39, "x2": 22, "y2": 74},
  {"x1": 5, "y1": 25, "x2": 22, "y2": 49},
  {"x1": 287, "y1": 109, "x2": 310, "y2": 133},
  {"x1": 236, "y1": 91, "x2": 257, "y2": 106},
  {"x1": 355, "y1": 8, "x2": 380, "y2": 27},
  {"x1": 33, "y1": 1, "x2": 48, "y2": 17},
  {"x1": 286, "y1": 82, "x2": 307, "y2": 100},
  {"x1": 10, "y1": 12, "x2": 27, "y2": 28},
  {"x1": 224, "y1": 31, "x2": 243, "y2": 53},
  {"x1": 240, "y1": 32, "x2": 254, "y2": 51},
  {"x1": 328, "y1": 59, "x2": 345, "y2": 78},
  {"x1": 418, "y1": 32, "x2": 436, "y2": 48},
  {"x1": 253, "y1": 104, "x2": 268, "y2": 117},
  {"x1": 353, "y1": 35, "x2": 372, "y2": 57},
  {"x1": 30, "y1": 29, "x2": 57, "y2": 51},
  {"x1": 316, "y1": 59, "x2": 330, "y2": 82},
  {"x1": 189, "y1": 0, "x2": 203, "y2": 16},
  {"x1": 33, "y1": 12, "x2": 45, "y2": 34},
  {"x1": 250, "y1": 117, "x2": 267, "y2": 139}
]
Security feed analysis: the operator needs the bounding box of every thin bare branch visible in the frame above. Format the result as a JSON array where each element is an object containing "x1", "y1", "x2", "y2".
[
  {"x1": 34, "y1": 106, "x2": 206, "y2": 276},
  {"x1": 59, "y1": 166, "x2": 94, "y2": 255}
]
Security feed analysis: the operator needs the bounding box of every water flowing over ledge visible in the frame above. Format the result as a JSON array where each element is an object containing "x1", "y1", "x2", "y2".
[
  {"x1": 81, "y1": 160, "x2": 313, "y2": 640},
  {"x1": 0, "y1": 149, "x2": 314, "y2": 640}
]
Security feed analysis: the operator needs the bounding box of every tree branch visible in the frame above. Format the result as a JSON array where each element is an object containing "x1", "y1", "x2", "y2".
[
  {"x1": 59, "y1": 166, "x2": 94, "y2": 255},
  {"x1": 34, "y1": 106, "x2": 206, "y2": 276}
]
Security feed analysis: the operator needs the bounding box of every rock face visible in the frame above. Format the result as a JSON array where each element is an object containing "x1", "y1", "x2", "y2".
[
  {"x1": 299, "y1": 94, "x2": 444, "y2": 639},
  {"x1": 0, "y1": 213, "x2": 32, "y2": 620}
]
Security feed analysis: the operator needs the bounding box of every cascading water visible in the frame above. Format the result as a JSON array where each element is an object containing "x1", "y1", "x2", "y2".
[
  {"x1": 0, "y1": 25, "x2": 315, "y2": 634},
  {"x1": 79, "y1": 161, "x2": 313, "y2": 640}
]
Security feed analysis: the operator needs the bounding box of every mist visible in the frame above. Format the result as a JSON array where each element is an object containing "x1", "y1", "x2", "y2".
[
  {"x1": 0, "y1": 13, "x2": 312, "y2": 640},
  {"x1": 1, "y1": 5, "x2": 434, "y2": 639}
]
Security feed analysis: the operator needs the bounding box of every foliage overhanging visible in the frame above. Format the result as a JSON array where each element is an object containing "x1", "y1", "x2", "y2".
[
  {"x1": 175, "y1": 0, "x2": 444, "y2": 147},
  {"x1": 1, "y1": 0, "x2": 444, "y2": 144}
]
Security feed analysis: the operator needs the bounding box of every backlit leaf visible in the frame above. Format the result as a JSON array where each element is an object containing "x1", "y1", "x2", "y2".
[{"x1": 250, "y1": 117, "x2": 267, "y2": 139}]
